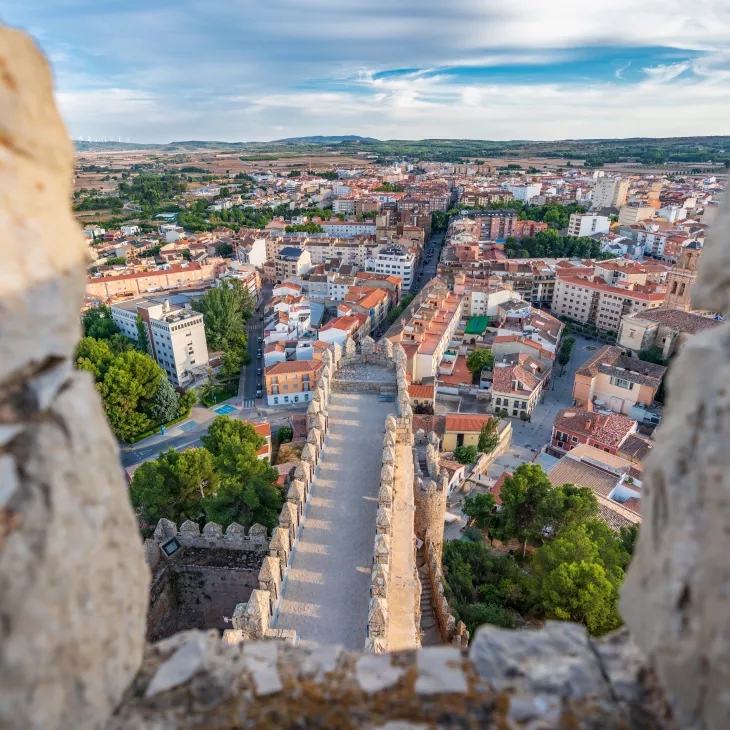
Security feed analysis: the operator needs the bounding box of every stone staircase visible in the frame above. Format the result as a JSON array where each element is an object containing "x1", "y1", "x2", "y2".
[
  {"x1": 378, "y1": 384, "x2": 397, "y2": 402},
  {"x1": 416, "y1": 548, "x2": 443, "y2": 646}
]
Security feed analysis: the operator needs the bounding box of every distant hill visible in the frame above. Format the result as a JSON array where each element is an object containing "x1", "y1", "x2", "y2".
[{"x1": 272, "y1": 135, "x2": 378, "y2": 144}]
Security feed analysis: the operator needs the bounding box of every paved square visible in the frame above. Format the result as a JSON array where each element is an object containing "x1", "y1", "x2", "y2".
[{"x1": 274, "y1": 392, "x2": 395, "y2": 648}]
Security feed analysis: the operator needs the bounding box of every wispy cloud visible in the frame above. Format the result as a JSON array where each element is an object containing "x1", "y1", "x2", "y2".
[{"x1": 3, "y1": 0, "x2": 730, "y2": 140}]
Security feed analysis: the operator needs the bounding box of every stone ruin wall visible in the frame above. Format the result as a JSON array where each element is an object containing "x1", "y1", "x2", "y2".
[
  {"x1": 7, "y1": 26, "x2": 730, "y2": 729},
  {"x1": 143, "y1": 520, "x2": 270, "y2": 642}
]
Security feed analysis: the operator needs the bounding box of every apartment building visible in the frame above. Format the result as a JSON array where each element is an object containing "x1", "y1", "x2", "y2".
[
  {"x1": 550, "y1": 407, "x2": 638, "y2": 456},
  {"x1": 573, "y1": 345, "x2": 666, "y2": 415},
  {"x1": 274, "y1": 247, "x2": 312, "y2": 281},
  {"x1": 491, "y1": 353, "x2": 549, "y2": 418},
  {"x1": 618, "y1": 205, "x2": 655, "y2": 226},
  {"x1": 111, "y1": 296, "x2": 208, "y2": 388},
  {"x1": 459, "y1": 209, "x2": 517, "y2": 240},
  {"x1": 318, "y1": 221, "x2": 376, "y2": 238},
  {"x1": 568, "y1": 213, "x2": 610, "y2": 237},
  {"x1": 338, "y1": 286, "x2": 391, "y2": 331},
  {"x1": 367, "y1": 245, "x2": 415, "y2": 290},
  {"x1": 552, "y1": 262, "x2": 665, "y2": 331},
  {"x1": 264, "y1": 360, "x2": 322, "y2": 406},
  {"x1": 592, "y1": 178, "x2": 629, "y2": 209},
  {"x1": 386, "y1": 278, "x2": 463, "y2": 382},
  {"x1": 86, "y1": 262, "x2": 221, "y2": 300},
  {"x1": 318, "y1": 314, "x2": 369, "y2": 345},
  {"x1": 461, "y1": 283, "x2": 522, "y2": 320}
]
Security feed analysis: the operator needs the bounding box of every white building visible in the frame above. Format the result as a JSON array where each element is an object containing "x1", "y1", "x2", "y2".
[
  {"x1": 567, "y1": 213, "x2": 611, "y2": 237},
  {"x1": 506, "y1": 183, "x2": 542, "y2": 202},
  {"x1": 367, "y1": 245, "x2": 415, "y2": 291},
  {"x1": 658, "y1": 205, "x2": 687, "y2": 223},
  {"x1": 120, "y1": 225, "x2": 140, "y2": 237},
  {"x1": 111, "y1": 296, "x2": 209, "y2": 389},
  {"x1": 332, "y1": 199, "x2": 356, "y2": 215},
  {"x1": 592, "y1": 178, "x2": 629, "y2": 209}
]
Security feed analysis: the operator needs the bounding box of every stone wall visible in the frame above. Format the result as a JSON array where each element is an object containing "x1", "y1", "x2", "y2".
[{"x1": 145, "y1": 520, "x2": 269, "y2": 642}]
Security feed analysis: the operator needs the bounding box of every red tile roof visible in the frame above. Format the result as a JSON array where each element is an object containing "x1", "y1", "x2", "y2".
[{"x1": 445, "y1": 414, "x2": 497, "y2": 433}]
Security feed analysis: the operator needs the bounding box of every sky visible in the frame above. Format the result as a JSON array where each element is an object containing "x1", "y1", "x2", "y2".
[{"x1": 4, "y1": 0, "x2": 730, "y2": 143}]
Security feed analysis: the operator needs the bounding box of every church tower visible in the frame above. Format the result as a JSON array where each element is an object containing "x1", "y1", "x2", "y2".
[{"x1": 663, "y1": 243, "x2": 702, "y2": 311}]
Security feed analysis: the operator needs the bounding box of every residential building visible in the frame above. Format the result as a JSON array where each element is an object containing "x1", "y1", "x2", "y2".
[
  {"x1": 567, "y1": 213, "x2": 610, "y2": 237},
  {"x1": 386, "y1": 278, "x2": 463, "y2": 382},
  {"x1": 216, "y1": 264, "x2": 261, "y2": 300},
  {"x1": 573, "y1": 345, "x2": 666, "y2": 415},
  {"x1": 552, "y1": 261, "x2": 665, "y2": 331},
  {"x1": 338, "y1": 286, "x2": 391, "y2": 332},
  {"x1": 441, "y1": 414, "x2": 512, "y2": 452},
  {"x1": 592, "y1": 178, "x2": 629, "y2": 209},
  {"x1": 110, "y1": 296, "x2": 208, "y2": 388},
  {"x1": 274, "y1": 247, "x2": 312, "y2": 281},
  {"x1": 264, "y1": 360, "x2": 322, "y2": 406},
  {"x1": 618, "y1": 205, "x2": 655, "y2": 226},
  {"x1": 461, "y1": 284, "x2": 522, "y2": 321},
  {"x1": 86, "y1": 262, "x2": 222, "y2": 300},
  {"x1": 617, "y1": 307, "x2": 721, "y2": 359},
  {"x1": 250, "y1": 422, "x2": 272, "y2": 462},
  {"x1": 459, "y1": 209, "x2": 517, "y2": 240},
  {"x1": 550, "y1": 407, "x2": 638, "y2": 456},
  {"x1": 491, "y1": 353, "x2": 550, "y2": 418},
  {"x1": 408, "y1": 383, "x2": 436, "y2": 410},
  {"x1": 318, "y1": 314, "x2": 369, "y2": 345},
  {"x1": 506, "y1": 183, "x2": 542, "y2": 202},
  {"x1": 367, "y1": 245, "x2": 415, "y2": 291}
]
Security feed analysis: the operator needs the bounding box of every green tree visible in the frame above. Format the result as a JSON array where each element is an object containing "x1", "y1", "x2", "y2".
[
  {"x1": 619, "y1": 524, "x2": 639, "y2": 558},
  {"x1": 638, "y1": 345, "x2": 668, "y2": 366},
  {"x1": 215, "y1": 242, "x2": 235, "y2": 257},
  {"x1": 538, "y1": 483, "x2": 598, "y2": 536},
  {"x1": 136, "y1": 315, "x2": 150, "y2": 354},
  {"x1": 130, "y1": 447, "x2": 219, "y2": 524},
  {"x1": 495, "y1": 463, "x2": 553, "y2": 557},
  {"x1": 144, "y1": 377, "x2": 180, "y2": 424},
  {"x1": 97, "y1": 350, "x2": 164, "y2": 440},
  {"x1": 454, "y1": 444, "x2": 478, "y2": 464},
  {"x1": 201, "y1": 416, "x2": 263, "y2": 457},
  {"x1": 276, "y1": 426, "x2": 293, "y2": 444},
  {"x1": 532, "y1": 522, "x2": 624, "y2": 635},
  {"x1": 178, "y1": 388, "x2": 199, "y2": 414},
  {"x1": 192, "y1": 281, "x2": 254, "y2": 351},
  {"x1": 82, "y1": 304, "x2": 121, "y2": 340},
  {"x1": 75, "y1": 336, "x2": 115, "y2": 379},
  {"x1": 466, "y1": 349, "x2": 494, "y2": 382},
  {"x1": 557, "y1": 336, "x2": 576, "y2": 374},
  {"x1": 477, "y1": 418, "x2": 499, "y2": 454},
  {"x1": 462, "y1": 492, "x2": 496, "y2": 529}
]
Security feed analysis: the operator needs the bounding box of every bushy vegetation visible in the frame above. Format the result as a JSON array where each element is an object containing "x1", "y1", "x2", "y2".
[
  {"x1": 443, "y1": 464, "x2": 638, "y2": 637},
  {"x1": 131, "y1": 417, "x2": 283, "y2": 532}
]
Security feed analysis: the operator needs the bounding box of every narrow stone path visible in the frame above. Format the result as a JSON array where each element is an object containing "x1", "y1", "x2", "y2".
[
  {"x1": 387, "y1": 435, "x2": 418, "y2": 651},
  {"x1": 417, "y1": 549, "x2": 444, "y2": 646},
  {"x1": 274, "y1": 392, "x2": 394, "y2": 649}
]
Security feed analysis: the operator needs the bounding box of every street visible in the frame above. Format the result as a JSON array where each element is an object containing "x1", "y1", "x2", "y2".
[
  {"x1": 412, "y1": 231, "x2": 445, "y2": 294},
  {"x1": 239, "y1": 282, "x2": 273, "y2": 408}
]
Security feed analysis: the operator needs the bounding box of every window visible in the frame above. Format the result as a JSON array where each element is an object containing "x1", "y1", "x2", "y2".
[
  {"x1": 610, "y1": 376, "x2": 634, "y2": 390},
  {"x1": 274, "y1": 397, "x2": 278, "y2": 405}
]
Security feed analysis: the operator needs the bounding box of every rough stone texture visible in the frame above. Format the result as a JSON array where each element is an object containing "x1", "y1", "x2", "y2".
[
  {"x1": 621, "y1": 320, "x2": 730, "y2": 729},
  {"x1": 0, "y1": 27, "x2": 149, "y2": 730},
  {"x1": 107, "y1": 628, "x2": 674, "y2": 729}
]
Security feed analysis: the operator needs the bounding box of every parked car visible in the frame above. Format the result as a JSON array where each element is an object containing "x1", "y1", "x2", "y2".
[
  {"x1": 257, "y1": 368, "x2": 262, "y2": 376},
  {"x1": 257, "y1": 335, "x2": 262, "y2": 343},
  {"x1": 256, "y1": 388, "x2": 263, "y2": 398},
  {"x1": 257, "y1": 350, "x2": 262, "y2": 359}
]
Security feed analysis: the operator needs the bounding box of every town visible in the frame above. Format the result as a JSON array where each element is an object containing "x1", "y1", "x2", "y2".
[{"x1": 73, "y1": 144, "x2": 724, "y2": 644}]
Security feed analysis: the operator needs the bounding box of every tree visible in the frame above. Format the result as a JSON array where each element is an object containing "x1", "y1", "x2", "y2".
[
  {"x1": 638, "y1": 345, "x2": 667, "y2": 366},
  {"x1": 178, "y1": 388, "x2": 199, "y2": 414},
  {"x1": 538, "y1": 483, "x2": 598, "y2": 537},
  {"x1": 532, "y1": 522, "x2": 624, "y2": 635},
  {"x1": 466, "y1": 349, "x2": 494, "y2": 383},
  {"x1": 463, "y1": 492, "x2": 496, "y2": 529},
  {"x1": 454, "y1": 444, "x2": 478, "y2": 464},
  {"x1": 276, "y1": 426, "x2": 293, "y2": 444},
  {"x1": 201, "y1": 416, "x2": 264, "y2": 457},
  {"x1": 215, "y1": 242, "x2": 235, "y2": 257},
  {"x1": 477, "y1": 418, "x2": 499, "y2": 454},
  {"x1": 96, "y1": 350, "x2": 164, "y2": 440},
  {"x1": 136, "y1": 315, "x2": 150, "y2": 354},
  {"x1": 191, "y1": 281, "x2": 253, "y2": 351},
  {"x1": 495, "y1": 463, "x2": 553, "y2": 557},
  {"x1": 130, "y1": 447, "x2": 219, "y2": 524},
  {"x1": 144, "y1": 377, "x2": 180, "y2": 424},
  {"x1": 619, "y1": 524, "x2": 639, "y2": 558},
  {"x1": 413, "y1": 402, "x2": 435, "y2": 415},
  {"x1": 82, "y1": 304, "x2": 121, "y2": 340},
  {"x1": 557, "y1": 336, "x2": 576, "y2": 375}
]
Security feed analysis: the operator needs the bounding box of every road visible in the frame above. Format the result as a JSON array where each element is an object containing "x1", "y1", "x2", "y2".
[
  {"x1": 412, "y1": 231, "x2": 445, "y2": 294},
  {"x1": 239, "y1": 282, "x2": 272, "y2": 408}
]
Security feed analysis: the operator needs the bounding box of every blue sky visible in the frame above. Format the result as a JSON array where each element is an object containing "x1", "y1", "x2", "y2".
[{"x1": 4, "y1": 0, "x2": 730, "y2": 142}]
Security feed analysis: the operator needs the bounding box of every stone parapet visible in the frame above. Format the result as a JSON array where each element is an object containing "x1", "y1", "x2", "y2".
[{"x1": 150, "y1": 519, "x2": 270, "y2": 558}]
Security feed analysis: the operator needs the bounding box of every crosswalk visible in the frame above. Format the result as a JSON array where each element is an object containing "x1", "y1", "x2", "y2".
[{"x1": 243, "y1": 399, "x2": 255, "y2": 408}]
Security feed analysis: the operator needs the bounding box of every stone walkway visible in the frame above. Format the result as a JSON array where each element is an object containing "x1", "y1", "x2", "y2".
[
  {"x1": 274, "y1": 392, "x2": 395, "y2": 649},
  {"x1": 387, "y1": 435, "x2": 418, "y2": 651}
]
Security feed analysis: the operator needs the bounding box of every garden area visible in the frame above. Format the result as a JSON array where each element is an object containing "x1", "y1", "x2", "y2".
[{"x1": 200, "y1": 381, "x2": 238, "y2": 408}]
